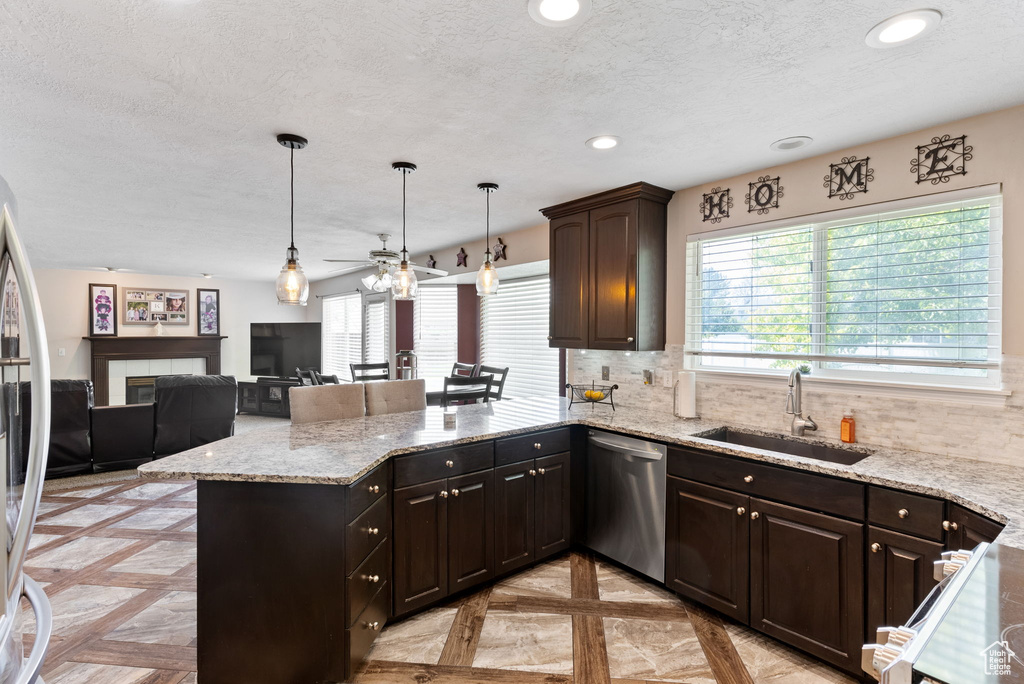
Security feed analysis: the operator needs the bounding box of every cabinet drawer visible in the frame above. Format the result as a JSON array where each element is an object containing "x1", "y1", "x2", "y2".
[
  {"x1": 868, "y1": 487, "x2": 945, "y2": 542},
  {"x1": 495, "y1": 429, "x2": 570, "y2": 466},
  {"x1": 347, "y1": 538, "x2": 390, "y2": 628},
  {"x1": 394, "y1": 442, "x2": 494, "y2": 488},
  {"x1": 345, "y1": 581, "x2": 389, "y2": 681},
  {"x1": 669, "y1": 447, "x2": 865, "y2": 520},
  {"x1": 348, "y1": 465, "x2": 388, "y2": 523},
  {"x1": 346, "y1": 494, "x2": 388, "y2": 574}
]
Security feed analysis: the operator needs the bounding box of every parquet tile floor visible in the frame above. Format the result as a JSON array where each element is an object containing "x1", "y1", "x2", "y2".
[{"x1": 17, "y1": 476, "x2": 857, "y2": 683}]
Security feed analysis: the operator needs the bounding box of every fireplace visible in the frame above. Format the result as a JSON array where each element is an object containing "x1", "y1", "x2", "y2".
[{"x1": 125, "y1": 376, "x2": 160, "y2": 405}]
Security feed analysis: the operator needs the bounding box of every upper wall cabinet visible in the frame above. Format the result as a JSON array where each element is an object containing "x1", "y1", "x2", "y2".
[{"x1": 542, "y1": 182, "x2": 674, "y2": 351}]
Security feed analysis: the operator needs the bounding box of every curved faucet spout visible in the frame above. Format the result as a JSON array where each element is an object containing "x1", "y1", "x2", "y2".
[{"x1": 785, "y1": 369, "x2": 816, "y2": 436}]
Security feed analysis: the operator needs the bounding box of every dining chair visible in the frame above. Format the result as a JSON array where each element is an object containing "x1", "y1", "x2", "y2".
[
  {"x1": 295, "y1": 368, "x2": 319, "y2": 386},
  {"x1": 289, "y1": 384, "x2": 365, "y2": 424},
  {"x1": 350, "y1": 362, "x2": 390, "y2": 383},
  {"x1": 451, "y1": 362, "x2": 478, "y2": 377},
  {"x1": 313, "y1": 371, "x2": 340, "y2": 385},
  {"x1": 364, "y1": 379, "x2": 427, "y2": 416},
  {"x1": 441, "y1": 375, "x2": 492, "y2": 408},
  {"x1": 477, "y1": 365, "x2": 509, "y2": 401}
]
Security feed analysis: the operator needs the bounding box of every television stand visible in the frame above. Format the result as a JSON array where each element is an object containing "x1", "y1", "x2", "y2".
[{"x1": 238, "y1": 377, "x2": 301, "y2": 418}]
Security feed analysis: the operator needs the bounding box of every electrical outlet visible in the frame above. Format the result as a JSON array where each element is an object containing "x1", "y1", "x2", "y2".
[
  {"x1": 58, "y1": 347, "x2": 66, "y2": 357},
  {"x1": 601, "y1": 366, "x2": 610, "y2": 381},
  {"x1": 662, "y1": 370, "x2": 674, "y2": 387}
]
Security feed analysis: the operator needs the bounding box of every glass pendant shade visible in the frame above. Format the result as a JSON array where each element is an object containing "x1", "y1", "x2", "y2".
[
  {"x1": 362, "y1": 265, "x2": 393, "y2": 292},
  {"x1": 476, "y1": 253, "x2": 499, "y2": 296},
  {"x1": 391, "y1": 260, "x2": 418, "y2": 300},
  {"x1": 276, "y1": 247, "x2": 309, "y2": 306}
]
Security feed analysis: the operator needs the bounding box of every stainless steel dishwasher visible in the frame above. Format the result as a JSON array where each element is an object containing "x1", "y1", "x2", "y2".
[{"x1": 584, "y1": 430, "x2": 666, "y2": 582}]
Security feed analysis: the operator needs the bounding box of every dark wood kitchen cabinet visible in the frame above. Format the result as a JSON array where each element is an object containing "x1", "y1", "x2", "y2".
[
  {"x1": 945, "y1": 503, "x2": 1004, "y2": 550},
  {"x1": 865, "y1": 525, "x2": 943, "y2": 639},
  {"x1": 542, "y1": 182, "x2": 674, "y2": 351},
  {"x1": 447, "y1": 469, "x2": 495, "y2": 593},
  {"x1": 749, "y1": 497, "x2": 864, "y2": 673},
  {"x1": 665, "y1": 477, "x2": 749, "y2": 622},
  {"x1": 494, "y1": 452, "x2": 572, "y2": 574}
]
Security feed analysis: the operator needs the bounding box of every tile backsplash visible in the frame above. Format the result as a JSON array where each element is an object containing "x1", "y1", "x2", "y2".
[{"x1": 571, "y1": 346, "x2": 1024, "y2": 466}]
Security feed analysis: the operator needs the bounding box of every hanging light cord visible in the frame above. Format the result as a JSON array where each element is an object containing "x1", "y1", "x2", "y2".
[
  {"x1": 289, "y1": 146, "x2": 296, "y2": 250},
  {"x1": 485, "y1": 190, "x2": 490, "y2": 249},
  {"x1": 401, "y1": 168, "x2": 408, "y2": 255}
]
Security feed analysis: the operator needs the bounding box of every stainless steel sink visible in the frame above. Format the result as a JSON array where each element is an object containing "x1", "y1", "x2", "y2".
[{"x1": 696, "y1": 428, "x2": 871, "y2": 466}]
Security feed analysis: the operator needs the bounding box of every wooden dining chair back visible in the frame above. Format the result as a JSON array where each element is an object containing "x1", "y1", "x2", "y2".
[
  {"x1": 477, "y1": 365, "x2": 509, "y2": 401},
  {"x1": 441, "y1": 374, "x2": 492, "y2": 408},
  {"x1": 350, "y1": 362, "x2": 390, "y2": 383},
  {"x1": 313, "y1": 371, "x2": 340, "y2": 385},
  {"x1": 295, "y1": 368, "x2": 319, "y2": 386},
  {"x1": 451, "y1": 362, "x2": 478, "y2": 378}
]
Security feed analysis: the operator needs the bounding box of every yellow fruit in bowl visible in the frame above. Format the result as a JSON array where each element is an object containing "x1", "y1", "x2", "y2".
[
  {"x1": 584, "y1": 390, "x2": 593, "y2": 399},
  {"x1": 593, "y1": 391, "x2": 605, "y2": 401}
]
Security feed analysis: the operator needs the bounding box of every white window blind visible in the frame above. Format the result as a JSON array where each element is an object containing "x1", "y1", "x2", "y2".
[
  {"x1": 686, "y1": 188, "x2": 1002, "y2": 385},
  {"x1": 322, "y1": 293, "x2": 362, "y2": 382},
  {"x1": 363, "y1": 293, "x2": 390, "y2": 364},
  {"x1": 414, "y1": 285, "x2": 459, "y2": 379},
  {"x1": 481, "y1": 276, "x2": 561, "y2": 398}
]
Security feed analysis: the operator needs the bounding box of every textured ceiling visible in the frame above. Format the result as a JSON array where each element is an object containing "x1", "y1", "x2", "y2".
[{"x1": 1, "y1": 0, "x2": 1022, "y2": 281}]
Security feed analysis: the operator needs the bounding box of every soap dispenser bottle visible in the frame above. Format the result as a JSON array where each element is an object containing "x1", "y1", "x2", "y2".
[{"x1": 840, "y1": 409, "x2": 856, "y2": 443}]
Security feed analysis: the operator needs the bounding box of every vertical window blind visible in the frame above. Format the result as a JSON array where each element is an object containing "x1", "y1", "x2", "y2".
[
  {"x1": 363, "y1": 293, "x2": 390, "y2": 364},
  {"x1": 322, "y1": 293, "x2": 362, "y2": 381},
  {"x1": 414, "y1": 285, "x2": 459, "y2": 379},
  {"x1": 685, "y1": 188, "x2": 1002, "y2": 384},
  {"x1": 481, "y1": 276, "x2": 561, "y2": 398}
]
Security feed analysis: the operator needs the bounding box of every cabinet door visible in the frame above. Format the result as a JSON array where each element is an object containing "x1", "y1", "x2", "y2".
[
  {"x1": 665, "y1": 477, "x2": 749, "y2": 622},
  {"x1": 549, "y1": 211, "x2": 590, "y2": 348},
  {"x1": 749, "y1": 498, "x2": 864, "y2": 673},
  {"x1": 535, "y1": 452, "x2": 571, "y2": 559},
  {"x1": 946, "y1": 504, "x2": 1004, "y2": 551},
  {"x1": 494, "y1": 461, "x2": 535, "y2": 574},
  {"x1": 866, "y1": 526, "x2": 943, "y2": 638},
  {"x1": 393, "y1": 479, "x2": 447, "y2": 617},
  {"x1": 588, "y1": 200, "x2": 638, "y2": 350},
  {"x1": 448, "y1": 470, "x2": 495, "y2": 593}
]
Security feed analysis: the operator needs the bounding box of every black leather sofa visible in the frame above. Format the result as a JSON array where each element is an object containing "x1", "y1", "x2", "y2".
[{"x1": 16, "y1": 375, "x2": 237, "y2": 478}]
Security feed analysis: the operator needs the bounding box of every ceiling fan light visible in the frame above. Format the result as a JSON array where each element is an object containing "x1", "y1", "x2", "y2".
[
  {"x1": 276, "y1": 248, "x2": 309, "y2": 306},
  {"x1": 476, "y1": 256, "x2": 499, "y2": 296},
  {"x1": 391, "y1": 260, "x2": 418, "y2": 301}
]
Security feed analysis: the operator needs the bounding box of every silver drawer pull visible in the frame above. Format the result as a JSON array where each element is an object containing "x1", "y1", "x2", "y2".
[
  {"x1": 538, "y1": 467, "x2": 546, "y2": 475},
  {"x1": 368, "y1": 574, "x2": 380, "y2": 583},
  {"x1": 736, "y1": 507, "x2": 746, "y2": 516},
  {"x1": 440, "y1": 490, "x2": 449, "y2": 498},
  {"x1": 898, "y1": 508, "x2": 910, "y2": 519},
  {"x1": 445, "y1": 459, "x2": 454, "y2": 468},
  {"x1": 871, "y1": 543, "x2": 882, "y2": 553},
  {"x1": 534, "y1": 443, "x2": 542, "y2": 450},
  {"x1": 627, "y1": 337, "x2": 634, "y2": 342},
  {"x1": 368, "y1": 484, "x2": 380, "y2": 494},
  {"x1": 365, "y1": 621, "x2": 380, "y2": 631},
  {"x1": 743, "y1": 475, "x2": 754, "y2": 483},
  {"x1": 750, "y1": 511, "x2": 760, "y2": 520},
  {"x1": 529, "y1": 469, "x2": 537, "y2": 476},
  {"x1": 943, "y1": 520, "x2": 959, "y2": 531},
  {"x1": 451, "y1": 488, "x2": 460, "y2": 497},
  {"x1": 368, "y1": 527, "x2": 379, "y2": 536}
]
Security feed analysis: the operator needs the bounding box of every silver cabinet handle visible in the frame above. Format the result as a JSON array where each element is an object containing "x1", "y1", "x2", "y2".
[
  {"x1": 368, "y1": 527, "x2": 379, "y2": 536},
  {"x1": 750, "y1": 511, "x2": 760, "y2": 520},
  {"x1": 538, "y1": 468, "x2": 546, "y2": 475},
  {"x1": 743, "y1": 475, "x2": 754, "y2": 483},
  {"x1": 451, "y1": 488, "x2": 460, "y2": 497},
  {"x1": 440, "y1": 490, "x2": 449, "y2": 498},
  {"x1": 736, "y1": 507, "x2": 746, "y2": 516},
  {"x1": 368, "y1": 484, "x2": 380, "y2": 494},
  {"x1": 627, "y1": 337, "x2": 634, "y2": 342},
  {"x1": 898, "y1": 508, "x2": 910, "y2": 519},
  {"x1": 368, "y1": 574, "x2": 380, "y2": 583},
  {"x1": 529, "y1": 469, "x2": 537, "y2": 476},
  {"x1": 943, "y1": 520, "x2": 959, "y2": 531},
  {"x1": 365, "y1": 621, "x2": 380, "y2": 631},
  {"x1": 871, "y1": 543, "x2": 882, "y2": 553},
  {"x1": 445, "y1": 459, "x2": 454, "y2": 468},
  {"x1": 533, "y1": 443, "x2": 542, "y2": 450}
]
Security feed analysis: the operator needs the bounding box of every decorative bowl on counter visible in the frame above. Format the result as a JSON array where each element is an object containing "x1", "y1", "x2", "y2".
[{"x1": 566, "y1": 382, "x2": 618, "y2": 410}]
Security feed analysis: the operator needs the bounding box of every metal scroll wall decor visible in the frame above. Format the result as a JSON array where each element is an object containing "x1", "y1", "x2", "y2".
[
  {"x1": 825, "y1": 156, "x2": 873, "y2": 200},
  {"x1": 699, "y1": 187, "x2": 732, "y2": 223},
  {"x1": 911, "y1": 134, "x2": 972, "y2": 185},
  {"x1": 745, "y1": 176, "x2": 783, "y2": 215}
]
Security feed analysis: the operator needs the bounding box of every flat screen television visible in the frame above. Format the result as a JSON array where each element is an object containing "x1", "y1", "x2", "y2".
[{"x1": 250, "y1": 322, "x2": 322, "y2": 378}]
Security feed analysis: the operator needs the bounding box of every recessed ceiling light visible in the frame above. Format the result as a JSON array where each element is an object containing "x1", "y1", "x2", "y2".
[
  {"x1": 586, "y1": 135, "x2": 619, "y2": 150},
  {"x1": 865, "y1": 9, "x2": 942, "y2": 48},
  {"x1": 528, "y1": 0, "x2": 592, "y2": 27},
  {"x1": 769, "y1": 136, "x2": 813, "y2": 152},
  {"x1": 201, "y1": 273, "x2": 213, "y2": 279}
]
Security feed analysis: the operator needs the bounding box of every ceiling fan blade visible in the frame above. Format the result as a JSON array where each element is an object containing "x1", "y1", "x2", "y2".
[
  {"x1": 323, "y1": 259, "x2": 372, "y2": 264},
  {"x1": 410, "y1": 264, "x2": 449, "y2": 277}
]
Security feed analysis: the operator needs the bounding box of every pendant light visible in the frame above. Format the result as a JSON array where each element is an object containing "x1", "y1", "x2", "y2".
[
  {"x1": 476, "y1": 183, "x2": 500, "y2": 296},
  {"x1": 275, "y1": 133, "x2": 310, "y2": 306},
  {"x1": 391, "y1": 162, "x2": 419, "y2": 301}
]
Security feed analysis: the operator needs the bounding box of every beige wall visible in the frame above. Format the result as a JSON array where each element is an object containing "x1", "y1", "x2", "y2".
[
  {"x1": 37, "y1": 269, "x2": 306, "y2": 380},
  {"x1": 667, "y1": 103, "x2": 1024, "y2": 352}
]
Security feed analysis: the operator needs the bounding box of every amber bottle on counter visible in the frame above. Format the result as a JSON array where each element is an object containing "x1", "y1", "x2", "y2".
[{"x1": 840, "y1": 409, "x2": 856, "y2": 443}]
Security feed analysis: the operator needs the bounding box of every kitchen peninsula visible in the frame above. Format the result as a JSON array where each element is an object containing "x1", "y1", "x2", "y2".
[{"x1": 140, "y1": 397, "x2": 1021, "y2": 683}]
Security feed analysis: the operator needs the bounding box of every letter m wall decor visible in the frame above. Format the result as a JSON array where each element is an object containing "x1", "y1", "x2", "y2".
[
  {"x1": 825, "y1": 156, "x2": 873, "y2": 200},
  {"x1": 911, "y1": 134, "x2": 972, "y2": 185}
]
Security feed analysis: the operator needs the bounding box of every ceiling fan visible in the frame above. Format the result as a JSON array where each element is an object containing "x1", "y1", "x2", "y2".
[{"x1": 323, "y1": 233, "x2": 448, "y2": 292}]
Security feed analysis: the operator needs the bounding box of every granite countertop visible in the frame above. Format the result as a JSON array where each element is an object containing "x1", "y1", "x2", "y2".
[{"x1": 139, "y1": 396, "x2": 1024, "y2": 549}]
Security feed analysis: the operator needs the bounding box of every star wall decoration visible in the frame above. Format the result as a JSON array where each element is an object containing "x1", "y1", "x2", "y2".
[
  {"x1": 456, "y1": 247, "x2": 468, "y2": 267},
  {"x1": 426, "y1": 255, "x2": 436, "y2": 269},
  {"x1": 492, "y1": 238, "x2": 507, "y2": 261}
]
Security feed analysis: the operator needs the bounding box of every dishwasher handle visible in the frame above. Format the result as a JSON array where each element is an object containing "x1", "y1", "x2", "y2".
[{"x1": 587, "y1": 434, "x2": 665, "y2": 460}]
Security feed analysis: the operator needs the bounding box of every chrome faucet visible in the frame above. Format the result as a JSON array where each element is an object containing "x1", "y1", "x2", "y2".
[{"x1": 785, "y1": 369, "x2": 818, "y2": 436}]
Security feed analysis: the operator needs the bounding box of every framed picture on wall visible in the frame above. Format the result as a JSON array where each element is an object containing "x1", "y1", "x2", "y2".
[
  {"x1": 123, "y1": 288, "x2": 189, "y2": 326},
  {"x1": 88, "y1": 283, "x2": 117, "y2": 336},
  {"x1": 197, "y1": 288, "x2": 220, "y2": 336}
]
